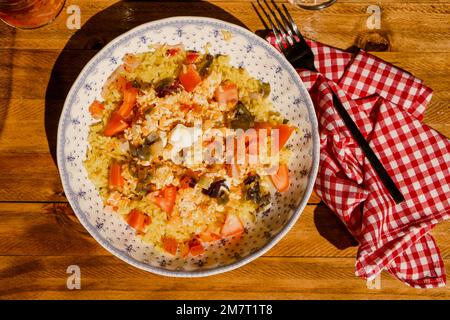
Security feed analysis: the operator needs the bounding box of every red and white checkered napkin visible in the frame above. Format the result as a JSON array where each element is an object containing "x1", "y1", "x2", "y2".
[{"x1": 268, "y1": 36, "x2": 450, "y2": 288}]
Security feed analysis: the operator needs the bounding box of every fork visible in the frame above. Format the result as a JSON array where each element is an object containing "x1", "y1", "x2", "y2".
[{"x1": 254, "y1": 0, "x2": 405, "y2": 204}]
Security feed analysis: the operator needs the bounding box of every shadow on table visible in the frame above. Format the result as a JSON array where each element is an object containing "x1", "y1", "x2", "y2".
[
  {"x1": 45, "y1": 0, "x2": 246, "y2": 165},
  {"x1": 313, "y1": 202, "x2": 358, "y2": 250}
]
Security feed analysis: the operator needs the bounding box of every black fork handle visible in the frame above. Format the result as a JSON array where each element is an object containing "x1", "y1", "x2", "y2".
[{"x1": 331, "y1": 90, "x2": 405, "y2": 204}]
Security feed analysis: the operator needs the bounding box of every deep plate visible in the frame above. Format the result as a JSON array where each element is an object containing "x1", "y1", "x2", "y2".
[{"x1": 57, "y1": 17, "x2": 319, "y2": 277}]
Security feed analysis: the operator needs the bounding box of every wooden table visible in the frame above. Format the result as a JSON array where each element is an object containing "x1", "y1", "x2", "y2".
[{"x1": 0, "y1": 0, "x2": 449, "y2": 300}]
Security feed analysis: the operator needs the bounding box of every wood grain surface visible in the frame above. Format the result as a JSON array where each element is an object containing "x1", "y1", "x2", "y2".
[{"x1": 0, "y1": 0, "x2": 449, "y2": 299}]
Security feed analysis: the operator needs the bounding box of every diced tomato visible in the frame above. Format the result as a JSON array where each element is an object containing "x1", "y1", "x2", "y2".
[
  {"x1": 179, "y1": 241, "x2": 190, "y2": 257},
  {"x1": 115, "y1": 75, "x2": 128, "y2": 91},
  {"x1": 179, "y1": 64, "x2": 202, "y2": 92},
  {"x1": 117, "y1": 82, "x2": 139, "y2": 118},
  {"x1": 162, "y1": 236, "x2": 178, "y2": 256},
  {"x1": 186, "y1": 50, "x2": 200, "y2": 64},
  {"x1": 180, "y1": 104, "x2": 192, "y2": 113},
  {"x1": 220, "y1": 214, "x2": 244, "y2": 238},
  {"x1": 109, "y1": 162, "x2": 124, "y2": 189},
  {"x1": 89, "y1": 100, "x2": 105, "y2": 119},
  {"x1": 199, "y1": 231, "x2": 221, "y2": 242},
  {"x1": 214, "y1": 82, "x2": 238, "y2": 107},
  {"x1": 148, "y1": 185, "x2": 177, "y2": 214},
  {"x1": 127, "y1": 209, "x2": 151, "y2": 233},
  {"x1": 199, "y1": 225, "x2": 222, "y2": 243},
  {"x1": 270, "y1": 164, "x2": 290, "y2": 192},
  {"x1": 254, "y1": 122, "x2": 272, "y2": 132},
  {"x1": 188, "y1": 238, "x2": 205, "y2": 257},
  {"x1": 167, "y1": 47, "x2": 180, "y2": 57},
  {"x1": 273, "y1": 124, "x2": 295, "y2": 151},
  {"x1": 179, "y1": 176, "x2": 190, "y2": 189},
  {"x1": 253, "y1": 122, "x2": 295, "y2": 153},
  {"x1": 104, "y1": 112, "x2": 129, "y2": 136},
  {"x1": 180, "y1": 103, "x2": 202, "y2": 113}
]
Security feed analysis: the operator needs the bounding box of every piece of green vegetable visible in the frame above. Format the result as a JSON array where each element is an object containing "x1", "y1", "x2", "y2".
[
  {"x1": 197, "y1": 54, "x2": 214, "y2": 77},
  {"x1": 230, "y1": 102, "x2": 255, "y2": 130}
]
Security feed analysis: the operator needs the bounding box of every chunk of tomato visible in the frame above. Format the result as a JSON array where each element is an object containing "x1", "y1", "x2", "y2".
[
  {"x1": 188, "y1": 238, "x2": 205, "y2": 257},
  {"x1": 274, "y1": 124, "x2": 295, "y2": 151},
  {"x1": 104, "y1": 112, "x2": 129, "y2": 137},
  {"x1": 89, "y1": 100, "x2": 105, "y2": 119},
  {"x1": 186, "y1": 51, "x2": 200, "y2": 64},
  {"x1": 148, "y1": 185, "x2": 177, "y2": 214},
  {"x1": 167, "y1": 47, "x2": 180, "y2": 57},
  {"x1": 179, "y1": 241, "x2": 190, "y2": 257},
  {"x1": 270, "y1": 164, "x2": 290, "y2": 192},
  {"x1": 253, "y1": 122, "x2": 295, "y2": 153},
  {"x1": 127, "y1": 209, "x2": 151, "y2": 233},
  {"x1": 199, "y1": 231, "x2": 221, "y2": 243},
  {"x1": 179, "y1": 64, "x2": 202, "y2": 92},
  {"x1": 220, "y1": 214, "x2": 244, "y2": 238},
  {"x1": 109, "y1": 162, "x2": 124, "y2": 189},
  {"x1": 162, "y1": 236, "x2": 178, "y2": 255},
  {"x1": 117, "y1": 82, "x2": 139, "y2": 119}
]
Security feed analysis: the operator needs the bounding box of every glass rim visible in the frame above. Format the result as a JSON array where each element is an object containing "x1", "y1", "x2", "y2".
[{"x1": 289, "y1": 0, "x2": 337, "y2": 10}]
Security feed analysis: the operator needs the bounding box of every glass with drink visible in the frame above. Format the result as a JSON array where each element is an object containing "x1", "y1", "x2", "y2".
[{"x1": 0, "y1": 0, "x2": 65, "y2": 29}]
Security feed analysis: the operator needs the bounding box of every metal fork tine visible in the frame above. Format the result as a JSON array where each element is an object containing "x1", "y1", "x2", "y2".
[
  {"x1": 273, "y1": 28, "x2": 288, "y2": 56},
  {"x1": 282, "y1": 3, "x2": 304, "y2": 40},
  {"x1": 262, "y1": 0, "x2": 289, "y2": 36},
  {"x1": 256, "y1": 0, "x2": 289, "y2": 55},
  {"x1": 261, "y1": 0, "x2": 293, "y2": 50},
  {"x1": 279, "y1": 3, "x2": 312, "y2": 63},
  {"x1": 282, "y1": 3, "x2": 305, "y2": 41},
  {"x1": 251, "y1": 2, "x2": 269, "y2": 31},
  {"x1": 271, "y1": 0, "x2": 295, "y2": 40},
  {"x1": 263, "y1": 0, "x2": 294, "y2": 47}
]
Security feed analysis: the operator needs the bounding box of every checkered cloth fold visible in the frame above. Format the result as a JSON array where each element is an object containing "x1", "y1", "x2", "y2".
[{"x1": 267, "y1": 36, "x2": 450, "y2": 288}]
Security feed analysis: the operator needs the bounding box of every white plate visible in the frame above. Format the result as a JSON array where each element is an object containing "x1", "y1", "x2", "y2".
[{"x1": 57, "y1": 16, "x2": 319, "y2": 277}]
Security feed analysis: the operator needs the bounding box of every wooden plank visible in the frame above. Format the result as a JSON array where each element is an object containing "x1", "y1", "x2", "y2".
[
  {"x1": 1, "y1": 202, "x2": 449, "y2": 259},
  {"x1": 0, "y1": 1, "x2": 448, "y2": 52},
  {"x1": 0, "y1": 99, "x2": 55, "y2": 153},
  {"x1": 1, "y1": 255, "x2": 449, "y2": 299},
  {"x1": 0, "y1": 153, "x2": 65, "y2": 202}
]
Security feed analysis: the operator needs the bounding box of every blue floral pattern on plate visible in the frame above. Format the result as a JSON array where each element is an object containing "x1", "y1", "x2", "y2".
[{"x1": 57, "y1": 17, "x2": 319, "y2": 277}]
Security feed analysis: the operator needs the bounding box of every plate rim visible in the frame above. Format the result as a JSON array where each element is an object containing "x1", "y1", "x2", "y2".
[{"x1": 56, "y1": 16, "x2": 320, "y2": 277}]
